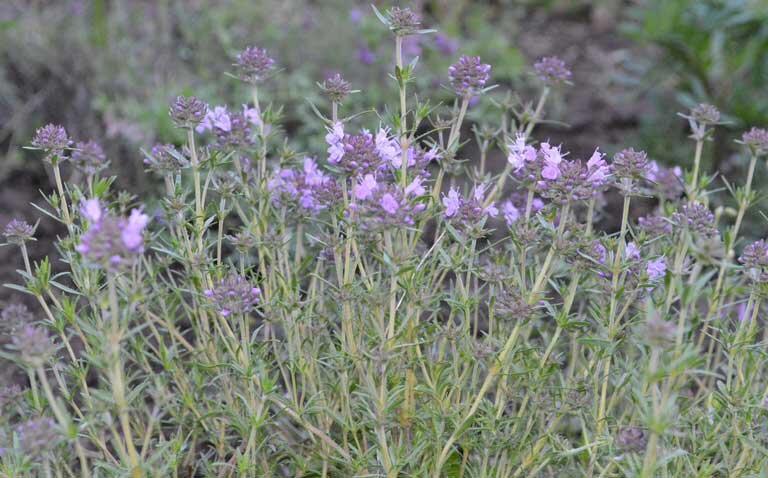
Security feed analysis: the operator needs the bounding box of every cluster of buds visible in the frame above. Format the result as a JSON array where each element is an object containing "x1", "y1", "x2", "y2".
[
  {"x1": 235, "y1": 46, "x2": 275, "y2": 84},
  {"x1": 268, "y1": 157, "x2": 339, "y2": 214},
  {"x1": 671, "y1": 201, "x2": 719, "y2": 239},
  {"x1": 319, "y1": 74, "x2": 354, "y2": 104},
  {"x1": 169, "y1": 96, "x2": 207, "y2": 129},
  {"x1": 76, "y1": 198, "x2": 150, "y2": 270},
  {"x1": 448, "y1": 55, "x2": 491, "y2": 97},
  {"x1": 740, "y1": 127, "x2": 768, "y2": 156},
  {"x1": 740, "y1": 239, "x2": 768, "y2": 282},
  {"x1": 203, "y1": 273, "x2": 261, "y2": 317},
  {"x1": 31, "y1": 124, "x2": 71, "y2": 162},
  {"x1": 3, "y1": 219, "x2": 35, "y2": 245}
]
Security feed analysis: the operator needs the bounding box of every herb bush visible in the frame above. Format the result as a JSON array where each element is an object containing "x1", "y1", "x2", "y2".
[{"x1": 1, "y1": 6, "x2": 768, "y2": 478}]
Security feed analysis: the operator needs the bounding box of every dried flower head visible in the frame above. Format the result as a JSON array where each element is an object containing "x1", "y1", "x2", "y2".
[
  {"x1": 320, "y1": 74, "x2": 353, "y2": 103},
  {"x1": 203, "y1": 273, "x2": 261, "y2": 317},
  {"x1": 169, "y1": 96, "x2": 207, "y2": 128},
  {"x1": 3, "y1": 219, "x2": 35, "y2": 245},
  {"x1": 534, "y1": 56, "x2": 572, "y2": 85},
  {"x1": 9, "y1": 325, "x2": 52, "y2": 368},
  {"x1": 448, "y1": 55, "x2": 492, "y2": 97},
  {"x1": 31, "y1": 124, "x2": 71, "y2": 161},
  {"x1": 236, "y1": 46, "x2": 276, "y2": 83},
  {"x1": 741, "y1": 127, "x2": 768, "y2": 156},
  {"x1": 71, "y1": 140, "x2": 107, "y2": 176}
]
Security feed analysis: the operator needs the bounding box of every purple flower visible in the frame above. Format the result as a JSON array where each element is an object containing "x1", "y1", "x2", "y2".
[
  {"x1": 15, "y1": 416, "x2": 59, "y2": 455},
  {"x1": 80, "y1": 198, "x2": 103, "y2": 223},
  {"x1": 404, "y1": 177, "x2": 426, "y2": 196},
  {"x1": 121, "y1": 209, "x2": 150, "y2": 252},
  {"x1": 242, "y1": 104, "x2": 260, "y2": 125},
  {"x1": 354, "y1": 174, "x2": 379, "y2": 200},
  {"x1": 443, "y1": 187, "x2": 461, "y2": 218},
  {"x1": 380, "y1": 193, "x2": 399, "y2": 214},
  {"x1": 586, "y1": 148, "x2": 610, "y2": 185},
  {"x1": 534, "y1": 56, "x2": 572, "y2": 84},
  {"x1": 326, "y1": 122, "x2": 346, "y2": 164},
  {"x1": 385, "y1": 6, "x2": 421, "y2": 35},
  {"x1": 540, "y1": 142, "x2": 566, "y2": 180},
  {"x1": 375, "y1": 128, "x2": 401, "y2": 167},
  {"x1": 196, "y1": 106, "x2": 231, "y2": 133},
  {"x1": 236, "y1": 46, "x2": 275, "y2": 83},
  {"x1": 625, "y1": 242, "x2": 641, "y2": 261},
  {"x1": 612, "y1": 148, "x2": 650, "y2": 180},
  {"x1": 448, "y1": 55, "x2": 491, "y2": 97},
  {"x1": 646, "y1": 257, "x2": 667, "y2": 281},
  {"x1": 507, "y1": 133, "x2": 537, "y2": 171},
  {"x1": 10, "y1": 325, "x2": 52, "y2": 367},
  {"x1": 502, "y1": 200, "x2": 520, "y2": 225}
]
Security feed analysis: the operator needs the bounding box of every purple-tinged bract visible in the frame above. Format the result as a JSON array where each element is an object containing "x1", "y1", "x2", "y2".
[
  {"x1": 534, "y1": 56, "x2": 572, "y2": 85},
  {"x1": 203, "y1": 273, "x2": 261, "y2": 317},
  {"x1": 169, "y1": 96, "x2": 207, "y2": 128},
  {"x1": 3, "y1": 219, "x2": 34, "y2": 245},
  {"x1": 236, "y1": 46, "x2": 275, "y2": 84}
]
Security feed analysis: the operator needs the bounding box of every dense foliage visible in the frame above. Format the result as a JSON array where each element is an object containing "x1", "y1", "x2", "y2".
[{"x1": 2, "y1": 4, "x2": 768, "y2": 478}]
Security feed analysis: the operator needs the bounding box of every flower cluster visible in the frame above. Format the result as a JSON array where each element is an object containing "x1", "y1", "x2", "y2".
[
  {"x1": 539, "y1": 149, "x2": 611, "y2": 204},
  {"x1": 448, "y1": 55, "x2": 491, "y2": 97},
  {"x1": 31, "y1": 124, "x2": 71, "y2": 160},
  {"x1": 740, "y1": 239, "x2": 768, "y2": 282},
  {"x1": 76, "y1": 198, "x2": 150, "y2": 270},
  {"x1": 3, "y1": 219, "x2": 35, "y2": 245},
  {"x1": 384, "y1": 6, "x2": 421, "y2": 35},
  {"x1": 442, "y1": 184, "x2": 498, "y2": 229},
  {"x1": 13, "y1": 417, "x2": 59, "y2": 455},
  {"x1": 325, "y1": 123, "x2": 405, "y2": 175},
  {"x1": 203, "y1": 273, "x2": 261, "y2": 317},
  {"x1": 534, "y1": 56, "x2": 572, "y2": 85},
  {"x1": 268, "y1": 157, "x2": 339, "y2": 213},
  {"x1": 500, "y1": 193, "x2": 543, "y2": 226},
  {"x1": 320, "y1": 74, "x2": 353, "y2": 103},
  {"x1": 235, "y1": 46, "x2": 275, "y2": 83},
  {"x1": 349, "y1": 174, "x2": 427, "y2": 229},
  {"x1": 741, "y1": 127, "x2": 768, "y2": 156},
  {"x1": 169, "y1": 96, "x2": 207, "y2": 128},
  {"x1": 671, "y1": 202, "x2": 718, "y2": 239},
  {"x1": 196, "y1": 104, "x2": 259, "y2": 150}
]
